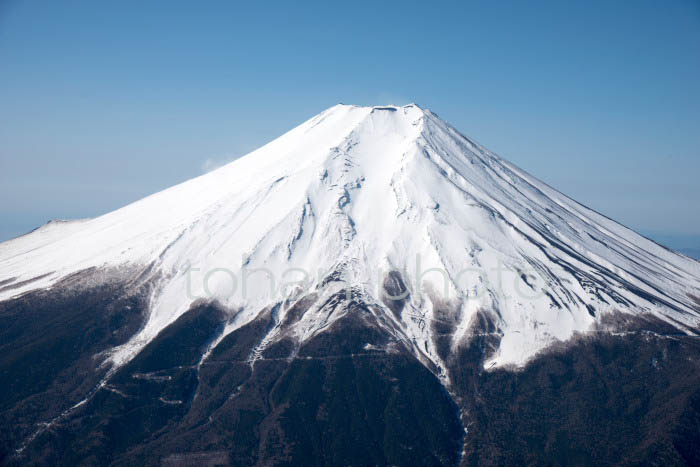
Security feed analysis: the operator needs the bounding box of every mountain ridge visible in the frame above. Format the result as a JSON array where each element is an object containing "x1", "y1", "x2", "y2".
[
  {"x1": 3, "y1": 104, "x2": 700, "y2": 465},
  {"x1": 1, "y1": 103, "x2": 699, "y2": 375}
]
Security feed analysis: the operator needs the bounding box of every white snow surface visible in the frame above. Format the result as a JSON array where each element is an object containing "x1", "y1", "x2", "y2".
[{"x1": 1, "y1": 104, "x2": 699, "y2": 370}]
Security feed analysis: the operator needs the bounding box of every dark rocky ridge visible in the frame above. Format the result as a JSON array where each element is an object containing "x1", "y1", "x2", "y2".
[
  {"x1": 1, "y1": 277, "x2": 700, "y2": 466},
  {"x1": 0, "y1": 270, "x2": 151, "y2": 463}
]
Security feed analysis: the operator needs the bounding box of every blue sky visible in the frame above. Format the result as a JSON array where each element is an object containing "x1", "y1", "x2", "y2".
[{"x1": 1, "y1": 0, "x2": 699, "y2": 250}]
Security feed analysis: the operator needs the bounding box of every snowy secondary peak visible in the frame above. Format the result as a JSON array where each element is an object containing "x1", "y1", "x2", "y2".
[{"x1": 1, "y1": 104, "x2": 699, "y2": 372}]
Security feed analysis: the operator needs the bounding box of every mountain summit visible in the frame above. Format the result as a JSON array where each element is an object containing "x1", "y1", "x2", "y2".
[
  {"x1": 2, "y1": 104, "x2": 698, "y2": 369},
  {"x1": 2, "y1": 104, "x2": 700, "y2": 465}
]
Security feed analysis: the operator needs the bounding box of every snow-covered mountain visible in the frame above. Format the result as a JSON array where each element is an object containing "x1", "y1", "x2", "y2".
[
  {"x1": 1, "y1": 104, "x2": 699, "y2": 373},
  {"x1": 4, "y1": 103, "x2": 700, "y2": 465}
]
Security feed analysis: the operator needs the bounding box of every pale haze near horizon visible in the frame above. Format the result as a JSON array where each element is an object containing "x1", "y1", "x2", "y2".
[{"x1": 0, "y1": 1, "x2": 698, "y2": 253}]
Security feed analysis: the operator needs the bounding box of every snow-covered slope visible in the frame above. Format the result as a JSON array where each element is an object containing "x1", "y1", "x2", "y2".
[{"x1": 1, "y1": 104, "x2": 699, "y2": 370}]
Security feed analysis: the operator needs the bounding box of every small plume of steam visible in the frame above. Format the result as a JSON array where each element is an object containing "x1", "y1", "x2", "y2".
[{"x1": 201, "y1": 156, "x2": 238, "y2": 174}]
